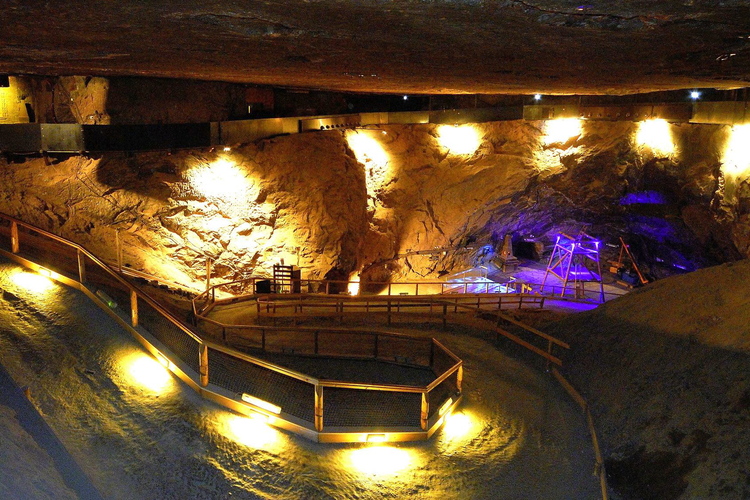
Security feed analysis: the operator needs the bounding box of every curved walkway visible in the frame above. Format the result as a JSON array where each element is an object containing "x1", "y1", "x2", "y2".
[{"x1": 0, "y1": 259, "x2": 600, "y2": 499}]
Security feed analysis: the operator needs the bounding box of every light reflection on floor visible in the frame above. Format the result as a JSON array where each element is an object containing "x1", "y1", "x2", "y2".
[
  {"x1": 8, "y1": 268, "x2": 56, "y2": 295},
  {"x1": 346, "y1": 445, "x2": 414, "y2": 476},
  {"x1": 0, "y1": 260, "x2": 600, "y2": 499},
  {"x1": 221, "y1": 413, "x2": 285, "y2": 451},
  {"x1": 119, "y1": 351, "x2": 175, "y2": 394}
]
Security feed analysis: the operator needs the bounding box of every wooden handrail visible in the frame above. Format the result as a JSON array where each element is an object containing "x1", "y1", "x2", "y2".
[
  {"x1": 0, "y1": 213, "x2": 203, "y2": 344},
  {"x1": 203, "y1": 339, "x2": 320, "y2": 385},
  {"x1": 425, "y1": 363, "x2": 462, "y2": 392},
  {"x1": 317, "y1": 380, "x2": 427, "y2": 393},
  {"x1": 0, "y1": 211, "x2": 463, "y2": 438}
]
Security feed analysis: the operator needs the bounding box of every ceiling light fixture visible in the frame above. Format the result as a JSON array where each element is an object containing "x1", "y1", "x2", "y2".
[
  {"x1": 689, "y1": 90, "x2": 701, "y2": 100},
  {"x1": 533, "y1": 94, "x2": 542, "y2": 101}
]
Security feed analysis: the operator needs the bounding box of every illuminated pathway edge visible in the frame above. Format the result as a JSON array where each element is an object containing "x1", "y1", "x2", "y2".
[
  {"x1": 0, "y1": 259, "x2": 601, "y2": 499},
  {"x1": 0, "y1": 213, "x2": 462, "y2": 444}
]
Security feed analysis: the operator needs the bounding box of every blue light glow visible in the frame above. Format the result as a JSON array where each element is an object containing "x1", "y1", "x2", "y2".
[{"x1": 620, "y1": 191, "x2": 668, "y2": 205}]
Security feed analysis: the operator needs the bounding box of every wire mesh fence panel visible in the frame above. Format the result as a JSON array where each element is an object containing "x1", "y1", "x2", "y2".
[
  {"x1": 84, "y1": 256, "x2": 132, "y2": 308},
  {"x1": 262, "y1": 328, "x2": 316, "y2": 355},
  {"x1": 224, "y1": 326, "x2": 265, "y2": 352},
  {"x1": 376, "y1": 335, "x2": 432, "y2": 367},
  {"x1": 427, "y1": 370, "x2": 459, "y2": 420},
  {"x1": 18, "y1": 229, "x2": 79, "y2": 279},
  {"x1": 317, "y1": 331, "x2": 376, "y2": 359},
  {"x1": 208, "y1": 347, "x2": 315, "y2": 423},
  {"x1": 431, "y1": 343, "x2": 459, "y2": 376},
  {"x1": 138, "y1": 297, "x2": 200, "y2": 373},
  {"x1": 323, "y1": 387, "x2": 422, "y2": 428}
]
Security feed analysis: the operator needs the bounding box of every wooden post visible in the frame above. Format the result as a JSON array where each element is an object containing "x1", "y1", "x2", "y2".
[
  {"x1": 115, "y1": 229, "x2": 122, "y2": 272},
  {"x1": 77, "y1": 249, "x2": 86, "y2": 283},
  {"x1": 420, "y1": 392, "x2": 429, "y2": 430},
  {"x1": 130, "y1": 289, "x2": 138, "y2": 327},
  {"x1": 546, "y1": 340, "x2": 553, "y2": 372},
  {"x1": 387, "y1": 301, "x2": 392, "y2": 325},
  {"x1": 457, "y1": 365, "x2": 463, "y2": 392},
  {"x1": 205, "y1": 258, "x2": 212, "y2": 293},
  {"x1": 314, "y1": 385, "x2": 324, "y2": 432},
  {"x1": 199, "y1": 343, "x2": 209, "y2": 387},
  {"x1": 10, "y1": 221, "x2": 19, "y2": 253},
  {"x1": 442, "y1": 303, "x2": 447, "y2": 329}
]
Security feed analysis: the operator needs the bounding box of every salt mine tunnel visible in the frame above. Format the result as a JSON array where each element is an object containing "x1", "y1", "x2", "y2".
[{"x1": 1, "y1": 1, "x2": 749, "y2": 499}]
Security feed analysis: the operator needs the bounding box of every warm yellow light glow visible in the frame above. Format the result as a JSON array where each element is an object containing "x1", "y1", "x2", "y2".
[
  {"x1": 636, "y1": 119, "x2": 675, "y2": 156},
  {"x1": 722, "y1": 123, "x2": 750, "y2": 178},
  {"x1": 365, "y1": 433, "x2": 386, "y2": 443},
  {"x1": 346, "y1": 131, "x2": 390, "y2": 196},
  {"x1": 155, "y1": 352, "x2": 171, "y2": 369},
  {"x1": 240, "y1": 393, "x2": 282, "y2": 414},
  {"x1": 437, "y1": 124, "x2": 481, "y2": 155},
  {"x1": 223, "y1": 413, "x2": 280, "y2": 449},
  {"x1": 438, "y1": 397, "x2": 453, "y2": 416},
  {"x1": 542, "y1": 118, "x2": 582, "y2": 145},
  {"x1": 9, "y1": 270, "x2": 55, "y2": 294},
  {"x1": 348, "y1": 446, "x2": 413, "y2": 475},
  {"x1": 187, "y1": 158, "x2": 253, "y2": 203},
  {"x1": 441, "y1": 411, "x2": 474, "y2": 441},
  {"x1": 122, "y1": 352, "x2": 173, "y2": 393},
  {"x1": 347, "y1": 273, "x2": 360, "y2": 295}
]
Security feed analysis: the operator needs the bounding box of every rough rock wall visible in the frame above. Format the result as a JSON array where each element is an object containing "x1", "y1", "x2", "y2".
[
  {"x1": 21, "y1": 76, "x2": 251, "y2": 125},
  {"x1": 0, "y1": 120, "x2": 746, "y2": 289},
  {"x1": 0, "y1": 132, "x2": 368, "y2": 288}
]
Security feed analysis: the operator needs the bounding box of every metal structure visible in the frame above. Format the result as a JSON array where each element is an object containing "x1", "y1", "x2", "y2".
[
  {"x1": 541, "y1": 232, "x2": 605, "y2": 302},
  {"x1": 2, "y1": 100, "x2": 749, "y2": 154},
  {"x1": 610, "y1": 237, "x2": 649, "y2": 286},
  {"x1": 0, "y1": 212, "x2": 462, "y2": 443}
]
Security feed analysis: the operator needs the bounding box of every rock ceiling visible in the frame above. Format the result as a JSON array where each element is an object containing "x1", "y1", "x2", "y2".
[{"x1": 2, "y1": 0, "x2": 750, "y2": 95}]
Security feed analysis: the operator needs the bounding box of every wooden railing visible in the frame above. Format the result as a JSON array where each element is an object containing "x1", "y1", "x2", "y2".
[
  {"x1": 195, "y1": 285, "x2": 569, "y2": 366},
  {"x1": 0, "y1": 213, "x2": 462, "y2": 442}
]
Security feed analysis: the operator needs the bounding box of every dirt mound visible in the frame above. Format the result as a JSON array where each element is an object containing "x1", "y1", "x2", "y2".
[{"x1": 548, "y1": 261, "x2": 750, "y2": 499}]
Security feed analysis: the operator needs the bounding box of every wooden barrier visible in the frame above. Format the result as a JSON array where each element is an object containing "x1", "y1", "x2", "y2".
[
  {"x1": 0, "y1": 212, "x2": 462, "y2": 444},
  {"x1": 552, "y1": 368, "x2": 609, "y2": 500}
]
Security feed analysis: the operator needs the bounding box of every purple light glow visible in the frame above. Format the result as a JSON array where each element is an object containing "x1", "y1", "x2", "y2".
[{"x1": 619, "y1": 191, "x2": 668, "y2": 205}]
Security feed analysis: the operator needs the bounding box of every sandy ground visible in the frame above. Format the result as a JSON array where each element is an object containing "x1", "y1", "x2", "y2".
[
  {"x1": 546, "y1": 260, "x2": 750, "y2": 500},
  {"x1": 0, "y1": 259, "x2": 601, "y2": 499}
]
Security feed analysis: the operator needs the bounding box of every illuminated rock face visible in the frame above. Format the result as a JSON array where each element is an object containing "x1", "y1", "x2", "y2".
[{"x1": 0, "y1": 120, "x2": 746, "y2": 288}]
